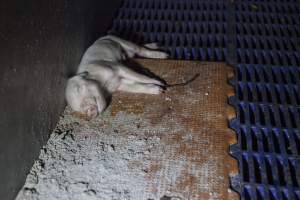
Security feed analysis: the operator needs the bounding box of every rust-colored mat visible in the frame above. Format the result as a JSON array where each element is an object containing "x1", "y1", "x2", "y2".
[{"x1": 111, "y1": 59, "x2": 238, "y2": 200}]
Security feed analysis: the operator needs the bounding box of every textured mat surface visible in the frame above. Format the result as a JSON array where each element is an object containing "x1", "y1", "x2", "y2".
[
  {"x1": 110, "y1": 59, "x2": 238, "y2": 199},
  {"x1": 17, "y1": 60, "x2": 238, "y2": 200}
]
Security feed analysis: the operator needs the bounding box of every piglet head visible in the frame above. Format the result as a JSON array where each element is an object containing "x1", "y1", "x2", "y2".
[{"x1": 66, "y1": 73, "x2": 107, "y2": 120}]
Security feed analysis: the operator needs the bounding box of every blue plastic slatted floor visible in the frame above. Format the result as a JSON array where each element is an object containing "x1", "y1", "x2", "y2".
[
  {"x1": 229, "y1": 1, "x2": 300, "y2": 199},
  {"x1": 109, "y1": 0, "x2": 300, "y2": 199},
  {"x1": 108, "y1": 0, "x2": 228, "y2": 60}
]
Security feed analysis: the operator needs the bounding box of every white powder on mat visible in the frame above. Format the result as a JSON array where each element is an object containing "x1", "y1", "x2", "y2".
[{"x1": 16, "y1": 107, "x2": 190, "y2": 200}]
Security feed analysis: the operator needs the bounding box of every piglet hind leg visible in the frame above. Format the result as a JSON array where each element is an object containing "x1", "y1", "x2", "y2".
[
  {"x1": 118, "y1": 80, "x2": 164, "y2": 95},
  {"x1": 141, "y1": 43, "x2": 168, "y2": 58},
  {"x1": 117, "y1": 65, "x2": 165, "y2": 86},
  {"x1": 144, "y1": 43, "x2": 160, "y2": 50},
  {"x1": 103, "y1": 35, "x2": 169, "y2": 59},
  {"x1": 137, "y1": 47, "x2": 169, "y2": 59}
]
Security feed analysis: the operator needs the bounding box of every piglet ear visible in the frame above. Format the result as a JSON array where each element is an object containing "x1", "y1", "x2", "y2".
[{"x1": 77, "y1": 71, "x2": 89, "y2": 78}]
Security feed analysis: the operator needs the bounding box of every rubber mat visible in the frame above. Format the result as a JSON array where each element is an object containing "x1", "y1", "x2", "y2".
[
  {"x1": 109, "y1": 0, "x2": 300, "y2": 199},
  {"x1": 110, "y1": 59, "x2": 238, "y2": 199}
]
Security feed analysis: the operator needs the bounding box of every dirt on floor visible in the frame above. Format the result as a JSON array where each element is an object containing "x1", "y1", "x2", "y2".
[{"x1": 16, "y1": 60, "x2": 238, "y2": 200}]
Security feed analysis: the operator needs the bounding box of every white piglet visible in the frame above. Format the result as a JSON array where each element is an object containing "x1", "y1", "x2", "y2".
[{"x1": 65, "y1": 35, "x2": 168, "y2": 119}]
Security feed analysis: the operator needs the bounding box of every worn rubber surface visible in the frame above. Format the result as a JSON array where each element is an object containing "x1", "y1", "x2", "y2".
[{"x1": 110, "y1": 59, "x2": 238, "y2": 199}]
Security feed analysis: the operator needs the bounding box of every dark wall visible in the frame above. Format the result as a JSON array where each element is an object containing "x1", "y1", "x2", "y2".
[{"x1": 0, "y1": 1, "x2": 121, "y2": 199}]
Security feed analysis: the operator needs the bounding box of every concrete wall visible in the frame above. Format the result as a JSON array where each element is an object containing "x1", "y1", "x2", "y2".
[{"x1": 0, "y1": 1, "x2": 121, "y2": 199}]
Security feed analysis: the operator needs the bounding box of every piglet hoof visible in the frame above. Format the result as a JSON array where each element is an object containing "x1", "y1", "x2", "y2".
[{"x1": 153, "y1": 51, "x2": 169, "y2": 59}]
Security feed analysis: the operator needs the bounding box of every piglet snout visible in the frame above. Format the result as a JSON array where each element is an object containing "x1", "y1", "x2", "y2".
[{"x1": 85, "y1": 106, "x2": 98, "y2": 119}]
